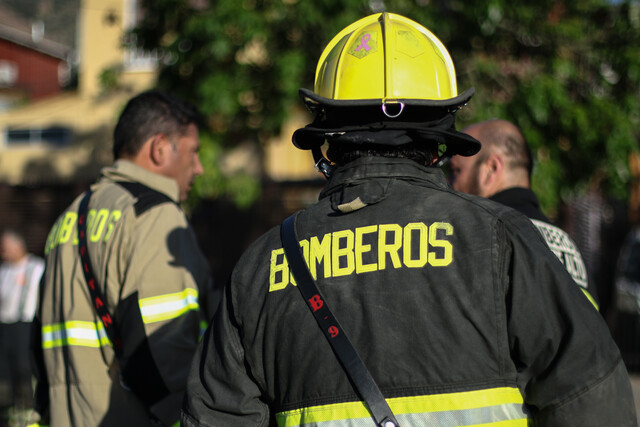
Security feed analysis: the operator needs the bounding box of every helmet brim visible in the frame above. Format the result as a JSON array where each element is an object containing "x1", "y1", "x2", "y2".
[
  {"x1": 292, "y1": 125, "x2": 480, "y2": 156},
  {"x1": 299, "y1": 87, "x2": 476, "y2": 112},
  {"x1": 292, "y1": 87, "x2": 481, "y2": 157}
]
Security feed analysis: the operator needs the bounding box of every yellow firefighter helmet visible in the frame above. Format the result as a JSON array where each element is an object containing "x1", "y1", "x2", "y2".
[
  {"x1": 315, "y1": 12, "x2": 462, "y2": 105},
  {"x1": 292, "y1": 13, "x2": 480, "y2": 175}
]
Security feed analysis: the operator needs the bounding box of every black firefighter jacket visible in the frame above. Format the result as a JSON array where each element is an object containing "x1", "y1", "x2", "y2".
[{"x1": 183, "y1": 157, "x2": 636, "y2": 427}]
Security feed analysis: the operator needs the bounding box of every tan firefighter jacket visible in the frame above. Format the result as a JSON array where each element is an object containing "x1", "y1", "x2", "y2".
[{"x1": 33, "y1": 160, "x2": 214, "y2": 426}]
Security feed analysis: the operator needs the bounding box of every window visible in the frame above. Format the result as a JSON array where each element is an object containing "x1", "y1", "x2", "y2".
[
  {"x1": 4, "y1": 127, "x2": 72, "y2": 147},
  {"x1": 122, "y1": 0, "x2": 158, "y2": 72}
]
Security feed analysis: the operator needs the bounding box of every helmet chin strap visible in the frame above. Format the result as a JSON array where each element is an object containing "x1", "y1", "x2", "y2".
[{"x1": 312, "y1": 146, "x2": 334, "y2": 179}]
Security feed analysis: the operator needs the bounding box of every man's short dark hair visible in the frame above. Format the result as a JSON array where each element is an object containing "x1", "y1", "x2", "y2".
[{"x1": 113, "y1": 90, "x2": 202, "y2": 159}]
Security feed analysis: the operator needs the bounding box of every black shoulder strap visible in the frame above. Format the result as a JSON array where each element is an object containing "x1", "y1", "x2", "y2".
[
  {"x1": 280, "y1": 213, "x2": 399, "y2": 427},
  {"x1": 76, "y1": 181, "x2": 171, "y2": 350},
  {"x1": 78, "y1": 183, "x2": 172, "y2": 413},
  {"x1": 115, "y1": 181, "x2": 175, "y2": 216},
  {"x1": 77, "y1": 189, "x2": 123, "y2": 356}
]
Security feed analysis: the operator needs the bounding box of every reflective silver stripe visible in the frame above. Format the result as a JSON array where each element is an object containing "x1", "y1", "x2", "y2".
[
  {"x1": 410, "y1": 402, "x2": 527, "y2": 426},
  {"x1": 138, "y1": 288, "x2": 199, "y2": 323},
  {"x1": 282, "y1": 403, "x2": 529, "y2": 427},
  {"x1": 276, "y1": 388, "x2": 529, "y2": 427},
  {"x1": 41, "y1": 320, "x2": 111, "y2": 349}
]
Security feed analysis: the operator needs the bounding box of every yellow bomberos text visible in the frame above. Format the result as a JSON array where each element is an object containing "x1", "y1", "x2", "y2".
[
  {"x1": 269, "y1": 222, "x2": 454, "y2": 292},
  {"x1": 44, "y1": 209, "x2": 122, "y2": 255}
]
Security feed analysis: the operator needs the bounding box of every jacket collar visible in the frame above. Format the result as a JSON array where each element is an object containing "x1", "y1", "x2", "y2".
[
  {"x1": 318, "y1": 157, "x2": 448, "y2": 213},
  {"x1": 98, "y1": 160, "x2": 180, "y2": 203},
  {"x1": 489, "y1": 187, "x2": 550, "y2": 223},
  {"x1": 320, "y1": 156, "x2": 448, "y2": 199}
]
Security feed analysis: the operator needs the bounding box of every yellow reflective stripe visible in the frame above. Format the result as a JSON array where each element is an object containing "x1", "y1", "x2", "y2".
[
  {"x1": 138, "y1": 288, "x2": 199, "y2": 323},
  {"x1": 582, "y1": 288, "x2": 599, "y2": 310},
  {"x1": 276, "y1": 387, "x2": 527, "y2": 427},
  {"x1": 41, "y1": 320, "x2": 111, "y2": 349},
  {"x1": 466, "y1": 421, "x2": 525, "y2": 427}
]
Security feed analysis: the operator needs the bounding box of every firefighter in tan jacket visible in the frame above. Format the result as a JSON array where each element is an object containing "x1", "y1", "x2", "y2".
[{"x1": 32, "y1": 91, "x2": 215, "y2": 427}]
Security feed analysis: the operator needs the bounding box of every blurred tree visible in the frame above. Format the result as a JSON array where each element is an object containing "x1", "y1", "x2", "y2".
[
  {"x1": 448, "y1": 0, "x2": 640, "y2": 216},
  {"x1": 132, "y1": 0, "x2": 640, "y2": 215}
]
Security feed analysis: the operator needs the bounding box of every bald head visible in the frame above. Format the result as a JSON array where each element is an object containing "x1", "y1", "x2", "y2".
[
  {"x1": 450, "y1": 119, "x2": 532, "y2": 197},
  {"x1": 464, "y1": 119, "x2": 532, "y2": 176}
]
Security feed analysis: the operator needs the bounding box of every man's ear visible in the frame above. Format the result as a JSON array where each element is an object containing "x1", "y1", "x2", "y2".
[
  {"x1": 486, "y1": 153, "x2": 503, "y2": 176},
  {"x1": 149, "y1": 134, "x2": 167, "y2": 166},
  {"x1": 479, "y1": 152, "x2": 504, "y2": 195}
]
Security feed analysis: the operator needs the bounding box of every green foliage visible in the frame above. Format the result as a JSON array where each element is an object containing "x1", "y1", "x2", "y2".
[
  {"x1": 185, "y1": 133, "x2": 262, "y2": 209},
  {"x1": 99, "y1": 66, "x2": 123, "y2": 93},
  {"x1": 450, "y1": 0, "x2": 640, "y2": 213},
  {"x1": 133, "y1": 0, "x2": 640, "y2": 214}
]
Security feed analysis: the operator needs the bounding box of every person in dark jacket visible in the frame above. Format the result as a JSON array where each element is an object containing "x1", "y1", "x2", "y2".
[
  {"x1": 449, "y1": 119, "x2": 597, "y2": 307},
  {"x1": 182, "y1": 13, "x2": 637, "y2": 427}
]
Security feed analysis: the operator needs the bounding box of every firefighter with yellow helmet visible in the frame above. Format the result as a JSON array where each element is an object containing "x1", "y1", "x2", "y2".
[{"x1": 183, "y1": 13, "x2": 636, "y2": 426}]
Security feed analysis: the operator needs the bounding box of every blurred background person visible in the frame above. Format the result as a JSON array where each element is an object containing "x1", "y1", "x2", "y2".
[
  {"x1": 0, "y1": 229, "x2": 44, "y2": 427},
  {"x1": 450, "y1": 119, "x2": 597, "y2": 306}
]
